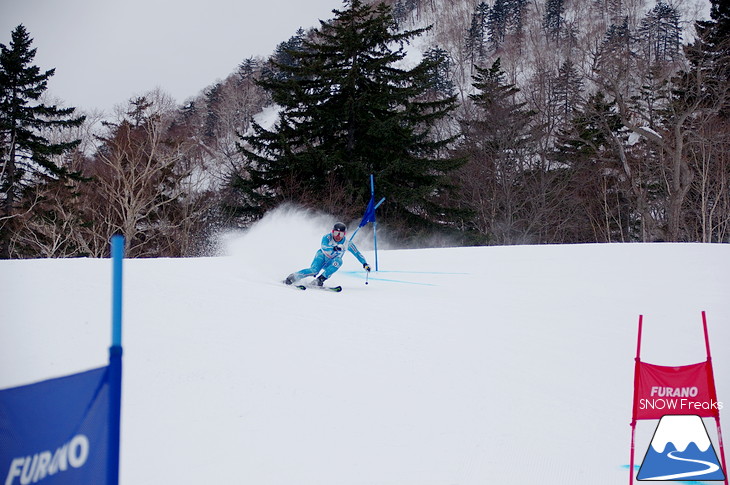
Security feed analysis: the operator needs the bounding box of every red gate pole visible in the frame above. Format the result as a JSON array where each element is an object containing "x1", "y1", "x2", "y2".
[
  {"x1": 629, "y1": 423, "x2": 636, "y2": 485},
  {"x1": 629, "y1": 315, "x2": 643, "y2": 485},
  {"x1": 703, "y1": 310, "x2": 712, "y2": 360},
  {"x1": 702, "y1": 311, "x2": 729, "y2": 485},
  {"x1": 717, "y1": 420, "x2": 729, "y2": 485}
]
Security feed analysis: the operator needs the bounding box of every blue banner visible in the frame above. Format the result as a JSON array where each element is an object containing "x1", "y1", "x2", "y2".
[
  {"x1": 358, "y1": 195, "x2": 376, "y2": 228},
  {"x1": 0, "y1": 366, "x2": 111, "y2": 485}
]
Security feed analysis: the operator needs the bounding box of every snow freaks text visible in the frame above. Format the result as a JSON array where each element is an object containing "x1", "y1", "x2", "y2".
[{"x1": 638, "y1": 386, "x2": 724, "y2": 412}]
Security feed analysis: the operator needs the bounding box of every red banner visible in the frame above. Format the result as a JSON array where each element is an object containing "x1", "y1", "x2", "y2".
[
  {"x1": 633, "y1": 360, "x2": 720, "y2": 420},
  {"x1": 629, "y1": 313, "x2": 727, "y2": 485}
]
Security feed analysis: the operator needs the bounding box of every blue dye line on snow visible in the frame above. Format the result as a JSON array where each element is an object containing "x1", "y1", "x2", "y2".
[
  {"x1": 341, "y1": 270, "x2": 468, "y2": 286},
  {"x1": 371, "y1": 270, "x2": 469, "y2": 275},
  {"x1": 342, "y1": 272, "x2": 436, "y2": 286}
]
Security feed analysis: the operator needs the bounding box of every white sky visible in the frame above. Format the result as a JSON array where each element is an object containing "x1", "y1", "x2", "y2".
[{"x1": 0, "y1": 0, "x2": 342, "y2": 114}]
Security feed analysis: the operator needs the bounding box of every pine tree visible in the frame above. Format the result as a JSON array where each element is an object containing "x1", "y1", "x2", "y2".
[
  {"x1": 637, "y1": 1, "x2": 681, "y2": 65},
  {"x1": 667, "y1": 0, "x2": 730, "y2": 241},
  {"x1": 0, "y1": 25, "x2": 85, "y2": 258},
  {"x1": 544, "y1": 0, "x2": 565, "y2": 42},
  {"x1": 405, "y1": 0, "x2": 420, "y2": 18},
  {"x1": 654, "y1": 2, "x2": 681, "y2": 62},
  {"x1": 506, "y1": 0, "x2": 528, "y2": 41},
  {"x1": 488, "y1": 0, "x2": 509, "y2": 51},
  {"x1": 553, "y1": 92, "x2": 632, "y2": 242},
  {"x1": 595, "y1": 17, "x2": 634, "y2": 86},
  {"x1": 555, "y1": 91, "x2": 621, "y2": 164},
  {"x1": 465, "y1": 2, "x2": 490, "y2": 62},
  {"x1": 423, "y1": 47, "x2": 455, "y2": 96},
  {"x1": 392, "y1": 0, "x2": 408, "y2": 29},
  {"x1": 238, "y1": 57, "x2": 259, "y2": 80},
  {"x1": 683, "y1": 0, "x2": 730, "y2": 117},
  {"x1": 454, "y1": 59, "x2": 537, "y2": 243},
  {"x1": 203, "y1": 82, "x2": 222, "y2": 140},
  {"x1": 262, "y1": 28, "x2": 307, "y2": 83},
  {"x1": 607, "y1": 0, "x2": 624, "y2": 24},
  {"x1": 236, "y1": 0, "x2": 462, "y2": 234},
  {"x1": 467, "y1": 58, "x2": 535, "y2": 182},
  {"x1": 553, "y1": 59, "x2": 584, "y2": 123}
]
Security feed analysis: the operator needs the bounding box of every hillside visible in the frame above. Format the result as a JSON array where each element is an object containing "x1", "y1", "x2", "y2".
[
  {"x1": 388, "y1": 0, "x2": 711, "y2": 86},
  {"x1": 2, "y1": 208, "x2": 729, "y2": 484}
]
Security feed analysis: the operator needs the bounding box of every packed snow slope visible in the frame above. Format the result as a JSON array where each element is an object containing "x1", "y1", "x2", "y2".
[{"x1": 2, "y1": 207, "x2": 729, "y2": 485}]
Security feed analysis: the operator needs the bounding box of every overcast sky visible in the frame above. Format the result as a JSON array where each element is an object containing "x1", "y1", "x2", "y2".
[{"x1": 1, "y1": 0, "x2": 342, "y2": 114}]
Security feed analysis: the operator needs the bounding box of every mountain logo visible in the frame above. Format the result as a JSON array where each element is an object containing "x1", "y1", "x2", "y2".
[{"x1": 638, "y1": 415, "x2": 726, "y2": 481}]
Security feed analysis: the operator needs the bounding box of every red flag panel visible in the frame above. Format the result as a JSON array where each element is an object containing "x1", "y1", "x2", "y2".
[{"x1": 633, "y1": 361, "x2": 720, "y2": 420}]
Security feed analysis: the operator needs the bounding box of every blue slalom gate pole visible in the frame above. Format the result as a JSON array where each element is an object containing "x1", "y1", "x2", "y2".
[
  {"x1": 351, "y1": 175, "x2": 385, "y2": 282},
  {"x1": 108, "y1": 235, "x2": 124, "y2": 485},
  {"x1": 371, "y1": 195, "x2": 385, "y2": 271},
  {"x1": 370, "y1": 175, "x2": 379, "y2": 272},
  {"x1": 111, "y1": 235, "x2": 124, "y2": 347}
]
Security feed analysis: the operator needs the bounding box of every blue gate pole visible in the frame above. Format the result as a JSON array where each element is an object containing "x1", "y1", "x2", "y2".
[
  {"x1": 370, "y1": 175, "x2": 379, "y2": 272},
  {"x1": 108, "y1": 235, "x2": 124, "y2": 485}
]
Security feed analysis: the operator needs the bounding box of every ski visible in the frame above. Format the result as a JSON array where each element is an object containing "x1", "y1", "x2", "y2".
[
  {"x1": 309, "y1": 284, "x2": 342, "y2": 292},
  {"x1": 282, "y1": 279, "x2": 307, "y2": 290},
  {"x1": 283, "y1": 280, "x2": 342, "y2": 292}
]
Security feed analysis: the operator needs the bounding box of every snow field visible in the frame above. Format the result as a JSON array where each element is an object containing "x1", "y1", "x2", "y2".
[{"x1": 1, "y1": 208, "x2": 728, "y2": 484}]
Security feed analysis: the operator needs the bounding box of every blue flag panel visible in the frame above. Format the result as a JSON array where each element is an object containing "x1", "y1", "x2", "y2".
[
  {"x1": 0, "y1": 367, "x2": 110, "y2": 485},
  {"x1": 358, "y1": 196, "x2": 376, "y2": 228}
]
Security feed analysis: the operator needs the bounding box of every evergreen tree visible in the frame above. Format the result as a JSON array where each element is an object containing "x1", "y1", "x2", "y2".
[
  {"x1": 637, "y1": 1, "x2": 681, "y2": 65},
  {"x1": 555, "y1": 91, "x2": 621, "y2": 165},
  {"x1": 423, "y1": 47, "x2": 455, "y2": 96},
  {"x1": 711, "y1": 0, "x2": 730, "y2": 39},
  {"x1": 595, "y1": 17, "x2": 634, "y2": 84},
  {"x1": 488, "y1": 0, "x2": 509, "y2": 51},
  {"x1": 634, "y1": 65, "x2": 668, "y2": 129},
  {"x1": 553, "y1": 59, "x2": 583, "y2": 123},
  {"x1": 236, "y1": 0, "x2": 463, "y2": 235},
  {"x1": 405, "y1": 0, "x2": 420, "y2": 17},
  {"x1": 666, "y1": 0, "x2": 730, "y2": 241},
  {"x1": 468, "y1": 58, "x2": 535, "y2": 185},
  {"x1": 605, "y1": 0, "x2": 624, "y2": 24},
  {"x1": 262, "y1": 28, "x2": 308, "y2": 83},
  {"x1": 465, "y1": 2, "x2": 490, "y2": 62},
  {"x1": 654, "y1": 2, "x2": 681, "y2": 62},
  {"x1": 553, "y1": 92, "x2": 632, "y2": 241},
  {"x1": 203, "y1": 82, "x2": 223, "y2": 140},
  {"x1": 477, "y1": 0, "x2": 526, "y2": 53},
  {"x1": 682, "y1": 0, "x2": 730, "y2": 117},
  {"x1": 238, "y1": 57, "x2": 259, "y2": 81},
  {"x1": 506, "y1": 0, "x2": 528, "y2": 42},
  {"x1": 392, "y1": 0, "x2": 408, "y2": 29},
  {"x1": 543, "y1": 0, "x2": 565, "y2": 41},
  {"x1": 0, "y1": 25, "x2": 85, "y2": 258},
  {"x1": 454, "y1": 59, "x2": 537, "y2": 243}
]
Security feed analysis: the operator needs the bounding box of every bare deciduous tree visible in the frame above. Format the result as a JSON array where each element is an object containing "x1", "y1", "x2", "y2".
[{"x1": 89, "y1": 90, "x2": 209, "y2": 256}]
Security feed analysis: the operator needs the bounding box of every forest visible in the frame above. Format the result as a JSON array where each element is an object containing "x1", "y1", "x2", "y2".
[{"x1": 1, "y1": 0, "x2": 728, "y2": 258}]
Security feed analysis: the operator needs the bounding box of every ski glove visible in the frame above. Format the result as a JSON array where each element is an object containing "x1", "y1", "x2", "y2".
[
  {"x1": 333, "y1": 246, "x2": 342, "y2": 252},
  {"x1": 363, "y1": 263, "x2": 371, "y2": 272}
]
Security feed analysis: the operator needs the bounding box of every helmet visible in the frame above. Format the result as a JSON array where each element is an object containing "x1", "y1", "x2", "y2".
[{"x1": 332, "y1": 222, "x2": 346, "y2": 242}]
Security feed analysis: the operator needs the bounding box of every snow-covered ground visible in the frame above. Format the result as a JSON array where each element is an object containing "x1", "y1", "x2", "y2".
[{"x1": 2, "y1": 206, "x2": 728, "y2": 485}]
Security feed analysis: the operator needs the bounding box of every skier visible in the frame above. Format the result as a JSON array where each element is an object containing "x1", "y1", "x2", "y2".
[{"x1": 284, "y1": 222, "x2": 371, "y2": 286}]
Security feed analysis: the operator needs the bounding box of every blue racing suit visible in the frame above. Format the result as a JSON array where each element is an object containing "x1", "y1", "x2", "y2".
[{"x1": 292, "y1": 233, "x2": 368, "y2": 281}]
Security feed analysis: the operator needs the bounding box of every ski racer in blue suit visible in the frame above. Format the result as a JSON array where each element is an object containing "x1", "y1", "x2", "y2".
[{"x1": 285, "y1": 222, "x2": 371, "y2": 286}]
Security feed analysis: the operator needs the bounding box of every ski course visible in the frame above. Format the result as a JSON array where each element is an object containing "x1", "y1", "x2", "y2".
[{"x1": 2, "y1": 208, "x2": 729, "y2": 485}]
